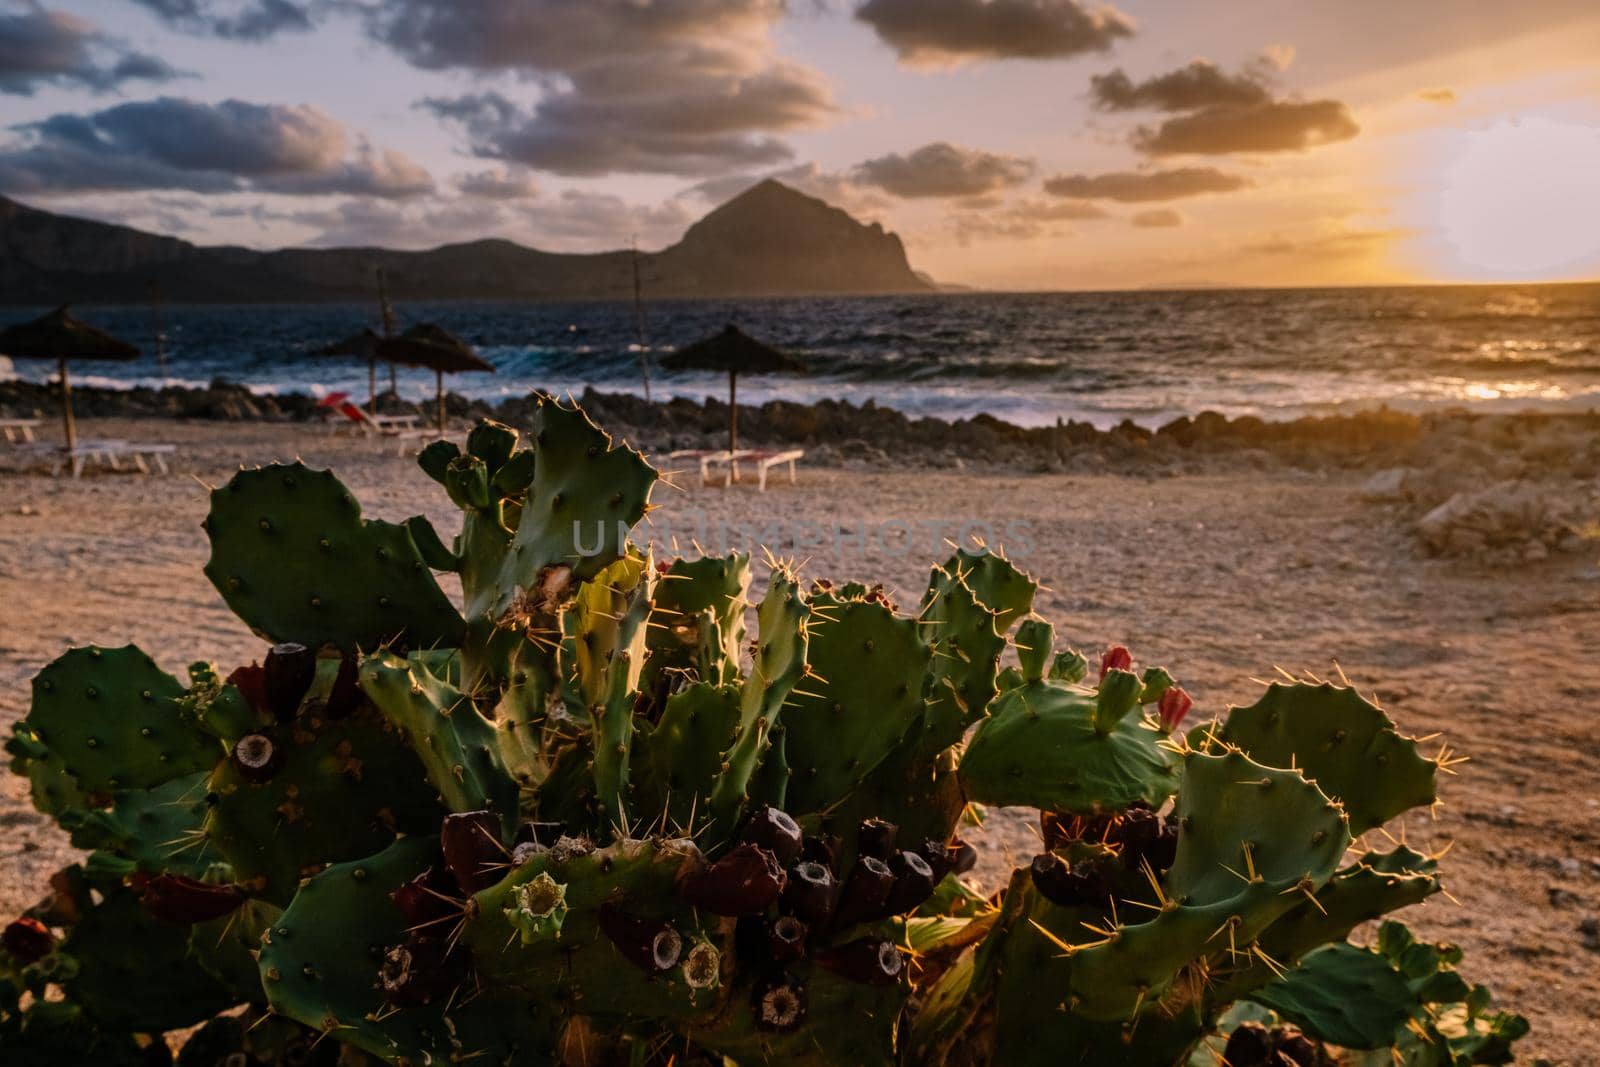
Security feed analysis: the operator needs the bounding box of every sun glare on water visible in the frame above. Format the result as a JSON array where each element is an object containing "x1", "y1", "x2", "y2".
[{"x1": 1427, "y1": 116, "x2": 1600, "y2": 281}]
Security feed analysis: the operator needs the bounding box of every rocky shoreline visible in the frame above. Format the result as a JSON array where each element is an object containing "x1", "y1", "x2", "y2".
[{"x1": 4, "y1": 377, "x2": 1598, "y2": 561}]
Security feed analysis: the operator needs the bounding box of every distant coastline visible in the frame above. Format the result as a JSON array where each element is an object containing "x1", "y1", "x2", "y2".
[{"x1": 0, "y1": 180, "x2": 932, "y2": 304}]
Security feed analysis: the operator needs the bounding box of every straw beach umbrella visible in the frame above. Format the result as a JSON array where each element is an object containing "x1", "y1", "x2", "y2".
[
  {"x1": 376, "y1": 323, "x2": 494, "y2": 431},
  {"x1": 315, "y1": 327, "x2": 385, "y2": 411},
  {"x1": 0, "y1": 305, "x2": 139, "y2": 450},
  {"x1": 660, "y1": 324, "x2": 803, "y2": 453}
]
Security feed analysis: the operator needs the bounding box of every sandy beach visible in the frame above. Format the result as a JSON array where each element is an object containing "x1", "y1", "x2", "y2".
[{"x1": 1, "y1": 415, "x2": 1597, "y2": 1061}]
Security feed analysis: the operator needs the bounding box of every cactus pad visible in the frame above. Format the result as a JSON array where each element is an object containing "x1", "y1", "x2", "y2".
[
  {"x1": 1217, "y1": 682, "x2": 1439, "y2": 835},
  {"x1": 960, "y1": 678, "x2": 1178, "y2": 813},
  {"x1": 204, "y1": 461, "x2": 464, "y2": 650},
  {"x1": 19, "y1": 645, "x2": 217, "y2": 794}
]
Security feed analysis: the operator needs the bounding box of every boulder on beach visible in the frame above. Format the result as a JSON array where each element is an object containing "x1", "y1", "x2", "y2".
[{"x1": 1413, "y1": 479, "x2": 1595, "y2": 559}]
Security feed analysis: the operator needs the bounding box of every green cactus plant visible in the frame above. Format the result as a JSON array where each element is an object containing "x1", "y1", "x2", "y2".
[{"x1": 0, "y1": 404, "x2": 1529, "y2": 1067}]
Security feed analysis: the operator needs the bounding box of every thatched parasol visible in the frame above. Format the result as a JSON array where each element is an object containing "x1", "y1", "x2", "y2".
[
  {"x1": 659, "y1": 324, "x2": 803, "y2": 453},
  {"x1": 315, "y1": 328, "x2": 385, "y2": 411},
  {"x1": 375, "y1": 323, "x2": 494, "y2": 430},
  {"x1": 0, "y1": 306, "x2": 139, "y2": 450}
]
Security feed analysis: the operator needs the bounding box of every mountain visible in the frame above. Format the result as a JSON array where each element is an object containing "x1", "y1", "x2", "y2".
[{"x1": 0, "y1": 180, "x2": 931, "y2": 304}]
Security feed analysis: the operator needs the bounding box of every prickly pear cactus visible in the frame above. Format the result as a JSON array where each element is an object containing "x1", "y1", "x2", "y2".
[{"x1": 0, "y1": 401, "x2": 1527, "y2": 1067}]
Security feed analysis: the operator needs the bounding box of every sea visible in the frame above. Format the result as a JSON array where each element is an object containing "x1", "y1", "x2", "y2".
[{"x1": 3, "y1": 283, "x2": 1597, "y2": 430}]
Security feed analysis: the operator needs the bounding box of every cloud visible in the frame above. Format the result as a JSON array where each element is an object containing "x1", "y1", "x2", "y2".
[
  {"x1": 1131, "y1": 207, "x2": 1182, "y2": 227},
  {"x1": 375, "y1": 1, "x2": 837, "y2": 177},
  {"x1": 456, "y1": 167, "x2": 539, "y2": 200},
  {"x1": 0, "y1": 97, "x2": 433, "y2": 198},
  {"x1": 1089, "y1": 56, "x2": 1358, "y2": 156},
  {"x1": 853, "y1": 142, "x2": 1035, "y2": 198},
  {"x1": 1134, "y1": 99, "x2": 1359, "y2": 155},
  {"x1": 1418, "y1": 87, "x2": 1456, "y2": 104},
  {"x1": 0, "y1": 8, "x2": 182, "y2": 95},
  {"x1": 949, "y1": 195, "x2": 1109, "y2": 244},
  {"x1": 1043, "y1": 166, "x2": 1249, "y2": 201},
  {"x1": 1090, "y1": 60, "x2": 1271, "y2": 112},
  {"x1": 855, "y1": 0, "x2": 1134, "y2": 67},
  {"x1": 128, "y1": 0, "x2": 315, "y2": 41},
  {"x1": 1241, "y1": 228, "x2": 1398, "y2": 258}
]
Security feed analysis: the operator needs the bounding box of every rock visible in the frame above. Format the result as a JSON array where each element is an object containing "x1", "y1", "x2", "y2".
[{"x1": 1361, "y1": 467, "x2": 1413, "y2": 502}]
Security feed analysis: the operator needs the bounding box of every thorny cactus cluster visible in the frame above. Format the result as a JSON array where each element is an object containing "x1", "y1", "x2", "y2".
[{"x1": 1, "y1": 400, "x2": 1529, "y2": 1066}]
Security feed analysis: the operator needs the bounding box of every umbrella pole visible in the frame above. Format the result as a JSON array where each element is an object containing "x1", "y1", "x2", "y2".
[
  {"x1": 368, "y1": 356, "x2": 377, "y2": 414},
  {"x1": 59, "y1": 356, "x2": 76, "y2": 452},
  {"x1": 436, "y1": 369, "x2": 445, "y2": 432},
  {"x1": 728, "y1": 369, "x2": 738, "y2": 455}
]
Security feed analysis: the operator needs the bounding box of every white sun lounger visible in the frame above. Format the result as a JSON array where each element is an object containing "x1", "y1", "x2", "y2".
[
  {"x1": 665, "y1": 448, "x2": 804, "y2": 491},
  {"x1": 0, "y1": 418, "x2": 41, "y2": 443},
  {"x1": 665, "y1": 449, "x2": 735, "y2": 486},
  {"x1": 725, "y1": 449, "x2": 804, "y2": 491},
  {"x1": 12, "y1": 439, "x2": 178, "y2": 478}
]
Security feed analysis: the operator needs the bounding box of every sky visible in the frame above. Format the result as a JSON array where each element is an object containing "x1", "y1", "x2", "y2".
[{"x1": 2, "y1": 0, "x2": 1599, "y2": 290}]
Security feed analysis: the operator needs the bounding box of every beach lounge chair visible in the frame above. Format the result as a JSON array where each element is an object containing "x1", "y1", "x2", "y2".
[
  {"x1": 665, "y1": 449, "x2": 735, "y2": 486},
  {"x1": 12, "y1": 438, "x2": 178, "y2": 478},
  {"x1": 0, "y1": 418, "x2": 41, "y2": 443},
  {"x1": 318, "y1": 392, "x2": 422, "y2": 434},
  {"x1": 726, "y1": 449, "x2": 805, "y2": 492},
  {"x1": 317, "y1": 392, "x2": 436, "y2": 452}
]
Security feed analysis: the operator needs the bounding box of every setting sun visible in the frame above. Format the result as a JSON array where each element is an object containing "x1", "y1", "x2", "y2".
[{"x1": 1431, "y1": 116, "x2": 1600, "y2": 280}]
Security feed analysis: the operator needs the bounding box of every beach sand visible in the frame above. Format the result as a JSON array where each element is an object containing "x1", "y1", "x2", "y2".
[{"x1": 1, "y1": 417, "x2": 1596, "y2": 1060}]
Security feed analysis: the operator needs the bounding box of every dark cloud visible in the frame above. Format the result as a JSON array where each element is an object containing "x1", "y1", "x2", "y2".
[
  {"x1": 1130, "y1": 207, "x2": 1182, "y2": 227},
  {"x1": 853, "y1": 142, "x2": 1035, "y2": 198},
  {"x1": 129, "y1": 0, "x2": 315, "y2": 41},
  {"x1": 0, "y1": 9, "x2": 182, "y2": 95},
  {"x1": 0, "y1": 97, "x2": 433, "y2": 198},
  {"x1": 1135, "y1": 99, "x2": 1359, "y2": 155},
  {"x1": 1090, "y1": 60, "x2": 1271, "y2": 112},
  {"x1": 1043, "y1": 166, "x2": 1250, "y2": 201},
  {"x1": 456, "y1": 167, "x2": 539, "y2": 200},
  {"x1": 1089, "y1": 56, "x2": 1359, "y2": 156},
  {"x1": 855, "y1": 0, "x2": 1134, "y2": 67},
  {"x1": 376, "y1": 1, "x2": 836, "y2": 177}
]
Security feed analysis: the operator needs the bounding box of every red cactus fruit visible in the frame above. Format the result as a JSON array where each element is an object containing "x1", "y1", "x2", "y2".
[
  {"x1": 263, "y1": 642, "x2": 316, "y2": 721},
  {"x1": 226, "y1": 663, "x2": 268, "y2": 715},
  {"x1": 856, "y1": 818, "x2": 898, "y2": 861},
  {"x1": 768, "y1": 915, "x2": 809, "y2": 962},
  {"x1": 440, "y1": 810, "x2": 504, "y2": 895},
  {"x1": 1099, "y1": 645, "x2": 1133, "y2": 681},
  {"x1": 883, "y1": 849, "x2": 937, "y2": 914},
  {"x1": 231, "y1": 732, "x2": 282, "y2": 783},
  {"x1": 136, "y1": 875, "x2": 245, "y2": 924},
  {"x1": 598, "y1": 903, "x2": 683, "y2": 975},
  {"x1": 752, "y1": 972, "x2": 808, "y2": 1033},
  {"x1": 1157, "y1": 686, "x2": 1193, "y2": 733},
  {"x1": 833, "y1": 854, "x2": 895, "y2": 927},
  {"x1": 817, "y1": 937, "x2": 904, "y2": 986},
  {"x1": 323, "y1": 651, "x2": 362, "y2": 719},
  {"x1": 781, "y1": 861, "x2": 837, "y2": 925},
  {"x1": 679, "y1": 843, "x2": 787, "y2": 916},
  {"x1": 2, "y1": 917, "x2": 55, "y2": 964},
  {"x1": 742, "y1": 805, "x2": 803, "y2": 865}
]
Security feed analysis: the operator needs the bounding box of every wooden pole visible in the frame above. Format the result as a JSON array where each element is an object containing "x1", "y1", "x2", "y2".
[
  {"x1": 436, "y1": 369, "x2": 445, "y2": 432},
  {"x1": 59, "y1": 356, "x2": 76, "y2": 451},
  {"x1": 728, "y1": 369, "x2": 738, "y2": 454},
  {"x1": 368, "y1": 355, "x2": 377, "y2": 413}
]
